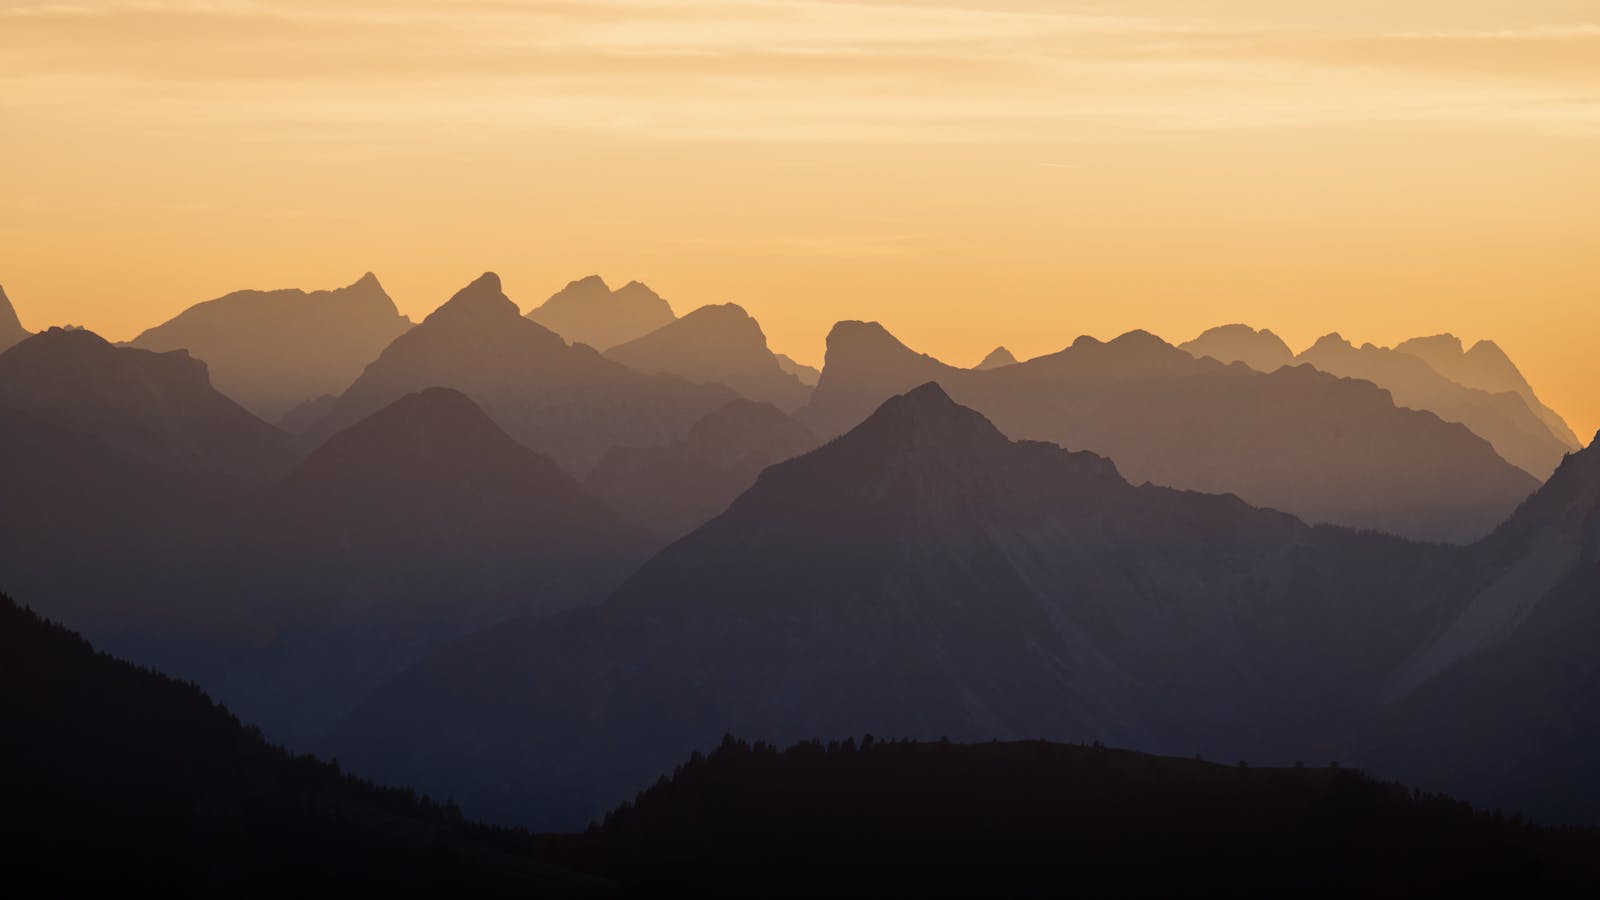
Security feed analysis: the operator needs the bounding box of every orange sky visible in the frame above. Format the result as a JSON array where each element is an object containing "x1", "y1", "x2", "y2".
[{"x1": 2, "y1": 1, "x2": 1596, "y2": 438}]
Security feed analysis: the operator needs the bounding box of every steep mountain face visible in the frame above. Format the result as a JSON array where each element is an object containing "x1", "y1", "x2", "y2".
[
  {"x1": 1179, "y1": 324, "x2": 1294, "y2": 372},
  {"x1": 305, "y1": 273, "x2": 735, "y2": 477},
  {"x1": 1366, "y1": 433, "x2": 1600, "y2": 823},
  {"x1": 1397, "y1": 334, "x2": 1582, "y2": 450},
  {"x1": 0, "y1": 283, "x2": 29, "y2": 352},
  {"x1": 605, "y1": 304, "x2": 812, "y2": 411},
  {"x1": 0, "y1": 597, "x2": 609, "y2": 895},
  {"x1": 585, "y1": 399, "x2": 817, "y2": 539},
  {"x1": 773, "y1": 353, "x2": 820, "y2": 386},
  {"x1": 1297, "y1": 333, "x2": 1570, "y2": 479},
  {"x1": 0, "y1": 328, "x2": 293, "y2": 484},
  {"x1": 526, "y1": 274, "x2": 676, "y2": 350},
  {"x1": 212, "y1": 388, "x2": 655, "y2": 746},
  {"x1": 326, "y1": 384, "x2": 1459, "y2": 829},
  {"x1": 974, "y1": 346, "x2": 1018, "y2": 370},
  {"x1": 127, "y1": 273, "x2": 413, "y2": 422},
  {"x1": 798, "y1": 323, "x2": 1537, "y2": 543}
]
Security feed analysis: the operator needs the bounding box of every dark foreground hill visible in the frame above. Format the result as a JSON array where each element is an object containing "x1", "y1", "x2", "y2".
[
  {"x1": 0, "y1": 595, "x2": 608, "y2": 897},
  {"x1": 546, "y1": 736, "x2": 1600, "y2": 898}
]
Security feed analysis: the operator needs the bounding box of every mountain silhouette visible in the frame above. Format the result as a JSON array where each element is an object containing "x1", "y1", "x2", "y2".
[
  {"x1": 1366, "y1": 431, "x2": 1600, "y2": 823},
  {"x1": 1297, "y1": 333, "x2": 1570, "y2": 479},
  {"x1": 325, "y1": 384, "x2": 1461, "y2": 828},
  {"x1": 209, "y1": 387, "x2": 656, "y2": 746},
  {"x1": 1179, "y1": 324, "x2": 1293, "y2": 372},
  {"x1": 585, "y1": 399, "x2": 817, "y2": 539},
  {"x1": 798, "y1": 322, "x2": 1537, "y2": 543},
  {"x1": 303, "y1": 272, "x2": 735, "y2": 476},
  {"x1": 605, "y1": 303, "x2": 812, "y2": 411},
  {"x1": 0, "y1": 595, "x2": 609, "y2": 895},
  {"x1": 1397, "y1": 334, "x2": 1582, "y2": 450},
  {"x1": 0, "y1": 327, "x2": 293, "y2": 484},
  {"x1": 974, "y1": 346, "x2": 1018, "y2": 370},
  {"x1": 526, "y1": 274, "x2": 676, "y2": 350},
  {"x1": 546, "y1": 736, "x2": 1600, "y2": 897},
  {"x1": 127, "y1": 273, "x2": 412, "y2": 422},
  {"x1": 0, "y1": 283, "x2": 29, "y2": 352},
  {"x1": 773, "y1": 353, "x2": 820, "y2": 386},
  {"x1": 277, "y1": 392, "x2": 337, "y2": 433}
]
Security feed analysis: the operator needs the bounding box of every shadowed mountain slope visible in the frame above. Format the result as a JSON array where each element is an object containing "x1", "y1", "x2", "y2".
[
  {"x1": 605, "y1": 303, "x2": 811, "y2": 410},
  {"x1": 305, "y1": 273, "x2": 734, "y2": 476},
  {"x1": 209, "y1": 387, "x2": 655, "y2": 746},
  {"x1": 0, "y1": 596, "x2": 609, "y2": 896},
  {"x1": 127, "y1": 273, "x2": 412, "y2": 422},
  {"x1": 526, "y1": 275, "x2": 675, "y2": 351},
  {"x1": 0, "y1": 327, "x2": 293, "y2": 484},
  {"x1": 773, "y1": 353, "x2": 820, "y2": 386},
  {"x1": 326, "y1": 384, "x2": 1459, "y2": 829},
  {"x1": 585, "y1": 399, "x2": 817, "y2": 539},
  {"x1": 974, "y1": 346, "x2": 1018, "y2": 370},
  {"x1": 1365, "y1": 433, "x2": 1600, "y2": 824},
  {"x1": 1398, "y1": 334, "x2": 1582, "y2": 450},
  {"x1": 0, "y1": 283, "x2": 29, "y2": 352},
  {"x1": 1179, "y1": 324, "x2": 1294, "y2": 372},
  {"x1": 1297, "y1": 333, "x2": 1570, "y2": 479},
  {"x1": 544, "y1": 737, "x2": 1600, "y2": 897},
  {"x1": 798, "y1": 322, "x2": 1536, "y2": 543}
]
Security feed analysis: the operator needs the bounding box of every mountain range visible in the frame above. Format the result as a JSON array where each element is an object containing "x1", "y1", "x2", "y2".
[
  {"x1": 604, "y1": 303, "x2": 812, "y2": 411},
  {"x1": 798, "y1": 323, "x2": 1537, "y2": 542},
  {"x1": 127, "y1": 274, "x2": 413, "y2": 422},
  {"x1": 526, "y1": 274, "x2": 676, "y2": 351}
]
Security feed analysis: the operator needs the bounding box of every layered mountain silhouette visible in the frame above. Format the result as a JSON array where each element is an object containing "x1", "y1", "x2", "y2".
[
  {"x1": 526, "y1": 274, "x2": 675, "y2": 350},
  {"x1": 1365, "y1": 431, "x2": 1600, "y2": 823},
  {"x1": 546, "y1": 736, "x2": 1600, "y2": 896},
  {"x1": 127, "y1": 274, "x2": 413, "y2": 422},
  {"x1": 974, "y1": 346, "x2": 1018, "y2": 370},
  {"x1": 207, "y1": 387, "x2": 655, "y2": 745},
  {"x1": 326, "y1": 384, "x2": 1462, "y2": 828},
  {"x1": 1397, "y1": 334, "x2": 1583, "y2": 450},
  {"x1": 0, "y1": 283, "x2": 30, "y2": 352},
  {"x1": 304, "y1": 273, "x2": 734, "y2": 476},
  {"x1": 0, "y1": 596, "x2": 608, "y2": 895},
  {"x1": 798, "y1": 323, "x2": 1537, "y2": 542},
  {"x1": 0, "y1": 328, "x2": 293, "y2": 484},
  {"x1": 1296, "y1": 333, "x2": 1571, "y2": 479},
  {"x1": 585, "y1": 399, "x2": 817, "y2": 539},
  {"x1": 604, "y1": 303, "x2": 812, "y2": 411},
  {"x1": 1179, "y1": 324, "x2": 1293, "y2": 372},
  {"x1": 773, "y1": 353, "x2": 820, "y2": 386}
]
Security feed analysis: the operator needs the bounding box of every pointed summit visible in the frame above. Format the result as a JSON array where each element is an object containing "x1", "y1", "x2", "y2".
[
  {"x1": 0, "y1": 283, "x2": 29, "y2": 353},
  {"x1": 527, "y1": 274, "x2": 676, "y2": 350},
  {"x1": 975, "y1": 346, "x2": 1017, "y2": 370},
  {"x1": 1396, "y1": 333, "x2": 1580, "y2": 449},
  {"x1": 425, "y1": 271, "x2": 520, "y2": 325},
  {"x1": 1178, "y1": 324, "x2": 1293, "y2": 372},
  {"x1": 605, "y1": 303, "x2": 811, "y2": 410}
]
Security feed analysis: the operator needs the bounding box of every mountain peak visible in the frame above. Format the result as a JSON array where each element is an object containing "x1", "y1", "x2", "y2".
[
  {"x1": 1178, "y1": 324, "x2": 1294, "y2": 372},
  {"x1": 0, "y1": 282, "x2": 28, "y2": 352},
  {"x1": 348, "y1": 271, "x2": 382, "y2": 291},
  {"x1": 425, "y1": 272, "x2": 518, "y2": 324},
  {"x1": 975, "y1": 346, "x2": 1017, "y2": 370},
  {"x1": 1310, "y1": 332, "x2": 1353, "y2": 352},
  {"x1": 526, "y1": 275, "x2": 676, "y2": 350}
]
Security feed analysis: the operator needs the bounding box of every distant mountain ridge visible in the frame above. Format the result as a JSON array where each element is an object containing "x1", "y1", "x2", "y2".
[
  {"x1": 127, "y1": 273, "x2": 412, "y2": 422},
  {"x1": 304, "y1": 272, "x2": 735, "y2": 477},
  {"x1": 605, "y1": 303, "x2": 812, "y2": 411},
  {"x1": 526, "y1": 275, "x2": 676, "y2": 350},
  {"x1": 974, "y1": 346, "x2": 1018, "y2": 370},
  {"x1": 1397, "y1": 333, "x2": 1582, "y2": 450},
  {"x1": 798, "y1": 321, "x2": 1537, "y2": 543},
  {"x1": 1179, "y1": 324, "x2": 1293, "y2": 372}
]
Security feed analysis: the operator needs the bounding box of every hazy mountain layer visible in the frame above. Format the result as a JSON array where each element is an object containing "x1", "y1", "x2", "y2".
[
  {"x1": 127, "y1": 273, "x2": 413, "y2": 422},
  {"x1": 1179, "y1": 324, "x2": 1294, "y2": 372},
  {"x1": 306, "y1": 273, "x2": 735, "y2": 477},
  {"x1": 526, "y1": 274, "x2": 675, "y2": 351},
  {"x1": 799, "y1": 322, "x2": 1537, "y2": 543},
  {"x1": 773, "y1": 353, "x2": 820, "y2": 386},
  {"x1": 326, "y1": 384, "x2": 1460, "y2": 828},
  {"x1": 605, "y1": 304, "x2": 812, "y2": 411},
  {"x1": 1397, "y1": 333, "x2": 1583, "y2": 450},
  {"x1": 974, "y1": 346, "x2": 1018, "y2": 370}
]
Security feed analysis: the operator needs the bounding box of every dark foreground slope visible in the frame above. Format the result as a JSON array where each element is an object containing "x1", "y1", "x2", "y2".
[
  {"x1": 0, "y1": 596, "x2": 608, "y2": 897},
  {"x1": 547, "y1": 737, "x2": 1600, "y2": 898}
]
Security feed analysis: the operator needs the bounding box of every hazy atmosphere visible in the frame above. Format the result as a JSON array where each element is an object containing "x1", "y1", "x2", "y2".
[{"x1": 4, "y1": 0, "x2": 1598, "y2": 434}]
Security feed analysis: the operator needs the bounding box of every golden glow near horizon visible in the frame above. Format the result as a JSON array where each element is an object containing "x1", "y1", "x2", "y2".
[{"x1": 2, "y1": 1, "x2": 1596, "y2": 437}]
